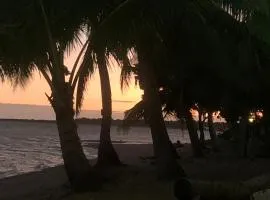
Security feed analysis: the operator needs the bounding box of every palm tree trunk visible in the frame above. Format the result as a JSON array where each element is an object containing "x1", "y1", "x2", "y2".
[
  {"x1": 140, "y1": 61, "x2": 185, "y2": 179},
  {"x1": 186, "y1": 110, "x2": 203, "y2": 157},
  {"x1": 39, "y1": 3, "x2": 100, "y2": 190},
  {"x1": 198, "y1": 110, "x2": 205, "y2": 146},
  {"x1": 208, "y1": 111, "x2": 219, "y2": 151},
  {"x1": 52, "y1": 86, "x2": 100, "y2": 192},
  {"x1": 239, "y1": 117, "x2": 248, "y2": 157},
  {"x1": 96, "y1": 53, "x2": 121, "y2": 167},
  {"x1": 262, "y1": 109, "x2": 270, "y2": 135}
]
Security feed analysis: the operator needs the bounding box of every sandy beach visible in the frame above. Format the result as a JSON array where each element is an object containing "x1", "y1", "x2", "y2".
[{"x1": 1, "y1": 143, "x2": 270, "y2": 200}]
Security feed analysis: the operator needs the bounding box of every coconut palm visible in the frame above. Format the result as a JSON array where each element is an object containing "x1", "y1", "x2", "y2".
[
  {"x1": 0, "y1": 0, "x2": 103, "y2": 192},
  {"x1": 102, "y1": 0, "x2": 229, "y2": 170},
  {"x1": 77, "y1": 0, "x2": 189, "y2": 179},
  {"x1": 80, "y1": 0, "x2": 270, "y2": 178},
  {"x1": 2, "y1": 0, "x2": 270, "y2": 185},
  {"x1": 74, "y1": 39, "x2": 121, "y2": 167},
  {"x1": 92, "y1": 50, "x2": 122, "y2": 166},
  {"x1": 120, "y1": 0, "x2": 270, "y2": 158},
  {"x1": 215, "y1": 0, "x2": 270, "y2": 138}
]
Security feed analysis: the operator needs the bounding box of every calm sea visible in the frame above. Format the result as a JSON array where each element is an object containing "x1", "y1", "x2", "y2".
[
  {"x1": 0, "y1": 103, "x2": 123, "y2": 120},
  {"x1": 0, "y1": 103, "x2": 210, "y2": 179}
]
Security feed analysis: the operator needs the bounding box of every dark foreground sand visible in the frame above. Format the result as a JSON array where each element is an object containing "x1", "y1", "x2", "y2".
[{"x1": 1, "y1": 143, "x2": 270, "y2": 200}]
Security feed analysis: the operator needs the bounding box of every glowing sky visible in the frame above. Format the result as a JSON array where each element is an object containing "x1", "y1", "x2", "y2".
[{"x1": 0, "y1": 45, "x2": 143, "y2": 112}]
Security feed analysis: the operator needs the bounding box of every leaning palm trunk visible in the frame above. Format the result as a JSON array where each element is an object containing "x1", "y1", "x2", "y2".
[
  {"x1": 38, "y1": 1, "x2": 100, "y2": 191},
  {"x1": 96, "y1": 53, "x2": 121, "y2": 166},
  {"x1": 239, "y1": 117, "x2": 249, "y2": 157},
  {"x1": 208, "y1": 111, "x2": 219, "y2": 151},
  {"x1": 186, "y1": 110, "x2": 203, "y2": 157},
  {"x1": 49, "y1": 84, "x2": 100, "y2": 192},
  {"x1": 140, "y1": 60, "x2": 185, "y2": 179},
  {"x1": 198, "y1": 110, "x2": 205, "y2": 146}
]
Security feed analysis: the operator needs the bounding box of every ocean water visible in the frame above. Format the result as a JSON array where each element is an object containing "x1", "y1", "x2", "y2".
[
  {"x1": 0, "y1": 103, "x2": 210, "y2": 179},
  {"x1": 0, "y1": 119, "x2": 202, "y2": 179},
  {"x1": 0, "y1": 103, "x2": 124, "y2": 120}
]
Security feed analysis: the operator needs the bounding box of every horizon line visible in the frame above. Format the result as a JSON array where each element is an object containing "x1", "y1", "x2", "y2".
[{"x1": 0, "y1": 102, "x2": 124, "y2": 113}]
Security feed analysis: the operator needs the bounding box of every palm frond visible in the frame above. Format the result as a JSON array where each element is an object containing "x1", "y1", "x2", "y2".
[
  {"x1": 69, "y1": 38, "x2": 90, "y2": 85},
  {"x1": 120, "y1": 66, "x2": 132, "y2": 91},
  {"x1": 124, "y1": 100, "x2": 145, "y2": 121},
  {"x1": 75, "y1": 45, "x2": 95, "y2": 115},
  {"x1": 213, "y1": 0, "x2": 251, "y2": 19},
  {"x1": 2, "y1": 63, "x2": 35, "y2": 88},
  {"x1": 120, "y1": 55, "x2": 136, "y2": 91},
  {"x1": 0, "y1": 67, "x2": 3, "y2": 82},
  {"x1": 65, "y1": 29, "x2": 84, "y2": 58},
  {"x1": 214, "y1": 0, "x2": 270, "y2": 44},
  {"x1": 0, "y1": 0, "x2": 90, "y2": 86},
  {"x1": 39, "y1": 0, "x2": 58, "y2": 69}
]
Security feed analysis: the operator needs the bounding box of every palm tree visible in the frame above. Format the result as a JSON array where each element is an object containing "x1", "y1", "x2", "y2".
[
  {"x1": 207, "y1": 111, "x2": 219, "y2": 151},
  {"x1": 74, "y1": 41, "x2": 122, "y2": 168},
  {"x1": 137, "y1": 52, "x2": 185, "y2": 179},
  {"x1": 3, "y1": 0, "x2": 269, "y2": 186},
  {"x1": 120, "y1": 52, "x2": 186, "y2": 178},
  {"x1": 0, "y1": 0, "x2": 102, "y2": 192},
  {"x1": 109, "y1": 0, "x2": 243, "y2": 171},
  {"x1": 214, "y1": 0, "x2": 270, "y2": 141},
  {"x1": 80, "y1": 0, "x2": 190, "y2": 178},
  {"x1": 95, "y1": 51, "x2": 121, "y2": 166},
  {"x1": 198, "y1": 107, "x2": 206, "y2": 146},
  {"x1": 89, "y1": 0, "x2": 266, "y2": 175},
  {"x1": 120, "y1": 0, "x2": 268, "y2": 159}
]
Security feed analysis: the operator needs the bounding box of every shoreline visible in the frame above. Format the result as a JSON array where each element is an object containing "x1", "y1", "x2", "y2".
[
  {"x1": 0, "y1": 118, "x2": 182, "y2": 129},
  {"x1": 0, "y1": 118, "x2": 227, "y2": 130},
  {"x1": 1, "y1": 143, "x2": 270, "y2": 200}
]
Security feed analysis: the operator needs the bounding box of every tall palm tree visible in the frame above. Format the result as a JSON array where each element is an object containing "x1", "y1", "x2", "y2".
[
  {"x1": 0, "y1": 0, "x2": 101, "y2": 192},
  {"x1": 91, "y1": 0, "x2": 264, "y2": 176},
  {"x1": 137, "y1": 51, "x2": 186, "y2": 178},
  {"x1": 197, "y1": 106, "x2": 206, "y2": 146},
  {"x1": 120, "y1": 0, "x2": 266, "y2": 158},
  {"x1": 207, "y1": 111, "x2": 219, "y2": 151},
  {"x1": 79, "y1": 0, "x2": 187, "y2": 178},
  {"x1": 215, "y1": 0, "x2": 270, "y2": 136},
  {"x1": 74, "y1": 42, "x2": 122, "y2": 168},
  {"x1": 74, "y1": 4, "x2": 133, "y2": 167},
  {"x1": 96, "y1": 51, "x2": 121, "y2": 166},
  {"x1": 100, "y1": 0, "x2": 238, "y2": 175}
]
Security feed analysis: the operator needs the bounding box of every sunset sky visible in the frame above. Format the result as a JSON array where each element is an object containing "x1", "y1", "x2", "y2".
[{"x1": 0, "y1": 44, "x2": 143, "y2": 112}]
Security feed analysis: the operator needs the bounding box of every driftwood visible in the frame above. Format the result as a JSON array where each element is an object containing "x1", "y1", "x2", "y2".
[{"x1": 174, "y1": 174, "x2": 270, "y2": 200}]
